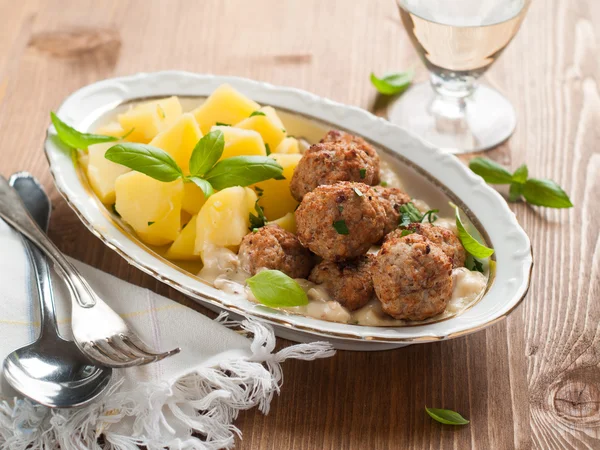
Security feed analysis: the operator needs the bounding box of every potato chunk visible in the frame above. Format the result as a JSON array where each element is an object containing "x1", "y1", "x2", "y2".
[
  {"x1": 94, "y1": 122, "x2": 126, "y2": 139},
  {"x1": 195, "y1": 187, "x2": 257, "y2": 253},
  {"x1": 253, "y1": 153, "x2": 302, "y2": 221},
  {"x1": 235, "y1": 114, "x2": 286, "y2": 152},
  {"x1": 258, "y1": 106, "x2": 285, "y2": 129},
  {"x1": 192, "y1": 84, "x2": 260, "y2": 134},
  {"x1": 165, "y1": 215, "x2": 200, "y2": 260},
  {"x1": 115, "y1": 172, "x2": 184, "y2": 246},
  {"x1": 118, "y1": 96, "x2": 182, "y2": 143},
  {"x1": 149, "y1": 113, "x2": 202, "y2": 174},
  {"x1": 181, "y1": 182, "x2": 206, "y2": 215},
  {"x1": 85, "y1": 142, "x2": 130, "y2": 204},
  {"x1": 268, "y1": 212, "x2": 297, "y2": 234},
  {"x1": 274, "y1": 137, "x2": 300, "y2": 154},
  {"x1": 212, "y1": 125, "x2": 266, "y2": 160}
]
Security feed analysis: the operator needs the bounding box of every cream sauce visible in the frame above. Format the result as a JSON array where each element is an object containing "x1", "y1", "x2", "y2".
[{"x1": 198, "y1": 242, "x2": 487, "y2": 327}]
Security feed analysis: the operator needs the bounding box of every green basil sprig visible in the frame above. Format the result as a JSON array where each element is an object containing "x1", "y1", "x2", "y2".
[
  {"x1": 105, "y1": 130, "x2": 283, "y2": 198},
  {"x1": 51, "y1": 112, "x2": 117, "y2": 150},
  {"x1": 425, "y1": 407, "x2": 469, "y2": 425},
  {"x1": 247, "y1": 270, "x2": 309, "y2": 308},
  {"x1": 399, "y1": 202, "x2": 438, "y2": 227},
  {"x1": 370, "y1": 70, "x2": 414, "y2": 96},
  {"x1": 454, "y1": 206, "x2": 494, "y2": 259},
  {"x1": 469, "y1": 157, "x2": 573, "y2": 208}
]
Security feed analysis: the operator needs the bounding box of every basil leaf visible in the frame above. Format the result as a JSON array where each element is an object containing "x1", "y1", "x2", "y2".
[
  {"x1": 333, "y1": 220, "x2": 349, "y2": 235},
  {"x1": 204, "y1": 156, "x2": 283, "y2": 190},
  {"x1": 399, "y1": 202, "x2": 422, "y2": 223},
  {"x1": 250, "y1": 110, "x2": 266, "y2": 117},
  {"x1": 400, "y1": 229, "x2": 413, "y2": 237},
  {"x1": 421, "y1": 209, "x2": 438, "y2": 223},
  {"x1": 425, "y1": 407, "x2": 469, "y2": 425},
  {"x1": 188, "y1": 176, "x2": 214, "y2": 198},
  {"x1": 468, "y1": 157, "x2": 513, "y2": 184},
  {"x1": 247, "y1": 270, "x2": 309, "y2": 307},
  {"x1": 105, "y1": 143, "x2": 183, "y2": 182},
  {"x1": 466, "y1": 254, "x2": 484, "y2": 273},
  {"x1": 512, "y1": 164, "x2": 528, "y2": 184},
  {"x1": 370, "y1": 70, "x2": 413, "y2": 96},
  {"x1": 523, "y1": 178, "x2": 573, "y2": 208},
  {"x1": 455, "y1": 207, "x2": 494, "y2": 259},
  {"x1": 51, "y1": 112, "x2": 117, "y2": 150},
  {"x1": 508, "y1": 182, "x2": 524, "y2": 202},
  {"x1": 189, "y1": 130, "x2": 225, "y2": 177}
]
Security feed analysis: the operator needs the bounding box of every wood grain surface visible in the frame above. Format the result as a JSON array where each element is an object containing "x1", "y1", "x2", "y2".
[{"x1": 0, "y1": 0, "x2": 598, "y2": 448}]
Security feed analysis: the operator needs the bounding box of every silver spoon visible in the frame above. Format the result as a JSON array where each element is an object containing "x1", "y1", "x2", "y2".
[{"x1": 2, "y1": 172, "x2": 112, "y2": 408}]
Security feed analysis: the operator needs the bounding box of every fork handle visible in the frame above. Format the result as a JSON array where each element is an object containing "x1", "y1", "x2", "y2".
[{"x1": 0, "y1": 176, "x2": 96, "y2": 308}]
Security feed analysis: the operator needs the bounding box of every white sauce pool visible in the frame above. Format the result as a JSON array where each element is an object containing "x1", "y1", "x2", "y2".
[{"x1": 198, "y1": 241, "x2": 487, "y2": 327}]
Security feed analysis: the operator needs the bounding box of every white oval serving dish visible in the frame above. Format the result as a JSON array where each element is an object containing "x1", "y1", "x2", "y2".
[{"x1": 45, "y1": 71, "x2": 532, "y2": 351}]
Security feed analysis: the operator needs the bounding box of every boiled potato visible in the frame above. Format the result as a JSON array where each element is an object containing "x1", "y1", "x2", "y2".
[
  {"x1": 212, "y1": 125, "x2": 266, "y2": 160},
  {"x1": 95, "y1": 121, "x2": 126, "y2": 139},
  {"x1": 181, "y1": 182, "x2": 206, "y2": 215},
  {"x1": 165, "y1": 215, "x2": 200, "y2": 260},
  {"x1": 195, "y1": 187, "x2": 257, "y2": 254},
  {"x1": 192, "y1": 84, "x2": 260, "y2": 134},
  {"x1": 118, "y1": 96, "x2": 182, "y2": 143},
  {"x1": 253, "y1": 153, "x2": 302, "y2": 221},
  {"x1": 258, "y1": 106, "x2": 285, "y2": 129},
  {"x1": 269, "y1": 212, "x2": 296, "y2": 234},
  {"x1": 235, "y1": 114, "x2": 286, "y2": 152},
  {"x1": 115, "y1": 172, "x2": 184, "y2": 246},
  {"x1": 86, "y1": 142, "x2": 130, "y2": 204},
  {"x1": 274, "y1": 137, "x2": 300, "y2": 154},
  {"x1": 149, "y1": 113, "x2": 202, "y2": 174}
]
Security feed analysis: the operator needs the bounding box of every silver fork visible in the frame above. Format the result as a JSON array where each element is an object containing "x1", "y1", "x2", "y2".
[{"x1": 0, "y1": 176, "x2": 180, "y2": 368}]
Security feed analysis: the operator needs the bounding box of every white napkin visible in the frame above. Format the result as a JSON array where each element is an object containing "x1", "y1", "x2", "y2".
[{"x1": 0, "y1": 219, "x2": 335, "y2": 449}]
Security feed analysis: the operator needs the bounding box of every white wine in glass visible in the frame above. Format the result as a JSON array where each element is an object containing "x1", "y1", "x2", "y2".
[{"x1": 389, "y1": 0, "x2": 530, "y2": 153}]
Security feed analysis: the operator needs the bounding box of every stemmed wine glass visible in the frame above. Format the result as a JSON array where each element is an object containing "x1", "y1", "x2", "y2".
[{"x1": 388, "y1": 0, "x2": 531, "y2": 153}]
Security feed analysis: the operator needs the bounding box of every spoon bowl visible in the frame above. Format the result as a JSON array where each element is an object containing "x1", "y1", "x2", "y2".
[{"x1": 2, "y1": 173, "x2": 112, "y2": 408}]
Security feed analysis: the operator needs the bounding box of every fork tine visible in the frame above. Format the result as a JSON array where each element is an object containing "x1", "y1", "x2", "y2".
[
  {"x1": 84, "y1": 341, "x2": 149, "y2": 368},
  {"x1": 121, "y1": 334, "x2": 181, "y2": 361}
]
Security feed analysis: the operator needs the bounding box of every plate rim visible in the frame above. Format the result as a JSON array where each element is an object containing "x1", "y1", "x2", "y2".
[{"x1": 44, "y1": 70, "x2": 533, "y2": 344}]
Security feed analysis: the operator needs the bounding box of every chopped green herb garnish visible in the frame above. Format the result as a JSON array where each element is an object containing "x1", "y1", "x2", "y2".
[
  {"x1": 400, "y1": 229, "x2": 413, "y2": 237},
  {"x1": 359, "y1": 168, "x2": 367, "y2": 179},
  {"x1": 111, "y1": 204, "x2": 120, "y2": 217},
  {"x1": 250, "y1": 110, "x2": 266, "y2": 117},
  {"x1": 147, "y1": 221, "x2": 155, "y2": 226},
  {"x1": 249, "y1": 200, "x2": 267, "y2": 231},
  {"x1": 333, "y1": 220, "x2": 349, "y2": 235},
  {"x1": 254, "y1": 186, "x2": 264, "y2": 197},
  {"x1": 421, "y1": 209, "x2": 439, "y2": 223},
  {"x1": 215, "y1": 122, "x2": 231, "y2": 126},
  {"x1": 121, "y1": 127, "x2": 135, "y2": 140},
  {"x1": 353, "y1": 187, "x2": 364, "y2": 197},
  {"x1": 337, "y1": 205, "x2": 344, "y2": 213},
  {"x1": 281, "y1": 128, "x2": 286, "y2": 133},
  {"x1": 265, "y1": 143, "x2": 271, "y2": 156},
  {"x1": 399, "y1": 202, "x2": 422, "y2": 226},
  {"x1": 157, "y1": 104, "x2": 166, "y2": 119},
  {"x1": 380, "y1": 181, "x2": 388, "y2": 187}
]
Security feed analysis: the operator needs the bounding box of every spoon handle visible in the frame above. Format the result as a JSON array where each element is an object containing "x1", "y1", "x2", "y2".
[{"x1": 0, "y1": 176, "x2": 96, "y2": 308}]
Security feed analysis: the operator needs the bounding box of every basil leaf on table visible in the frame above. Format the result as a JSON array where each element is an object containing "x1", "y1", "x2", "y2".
[
  {"x1": 105, "y1": 143, "x2": 183, "y2": 182},
  {"x1": 425, "y1": 407, "x2": 470, "y2": 425},
  {"x1": 247, "y1": 270, "x2": 309, "y2": 308},
  {"x1": 468, "y1": 157, "x2": 513, "y2": 184},
  {"x1": 508, "y1": 182, "x2": 524, "y2": 202},
  {"x1": 204, "y1": 156, "x2": 284, "y2": 190},
  {"x1": 188, "y1": 176, "x2": 214, "y2": 198},
  {"x1": 454, "y1": 207, "x2": 494, "y2": 259},
  {"x1": 51, "y1": 112, "x2": 117, "y2": 150},
  {"x1": 189, "y1": 130, "x2": 225, "y2": 177},
  {"x1": 522, "y1": 178, "x2": 573, "y2": 208},
  {"x1": 511, "y1": 164, "x2": 528, "y2": 184},
  {"x1": 370, "y1": 70, "x2": 414, "y2": 96}
]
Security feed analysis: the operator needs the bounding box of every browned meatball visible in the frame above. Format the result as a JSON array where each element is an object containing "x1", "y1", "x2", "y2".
[
  {"x1": 374, "y1": 186, "x2": 411, "y2": 235},
  {"x1": 238, "y1": 225, "x2": 315, "y2": 278},
  {"x1": 295, "y1": 182, "x2": 386, "y2": 261},
  {"x1": 372, "y1": 234, "x2": 453, "y2": 321},
  {"x1": 309, "y1": 254, "x2": 375, "y2": 311},
  {"x1": 392, "y1": 223, "x2": 466, "y2": 268},
  {"x1": 289, "y1": 133, "x2": 381, "y2": 201},
  {"x1": 321, "y1": 130, "x2": 380, "y2": 168}
]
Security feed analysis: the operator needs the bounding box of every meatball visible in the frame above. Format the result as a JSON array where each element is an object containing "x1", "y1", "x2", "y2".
[
  {"x1": 295, "y1": 182, "x2": 386, "y2": 261},
  {"x1": 393, "y1": 222, "x2": 466, "y2": 268},
  {"x1": 289, "y1": 133, "x2": 381, "y2": 201},
  {"x1": 321, "y1": 129, "x2": 380, "y2": 166},
  {"x1": 372, "y1": 233, "x2": 453, "y2": 321},
  {"x1": 309, "y1": 254, "x2": 375, "y2": 311},
  {"x1": 374, "y1": 186, "x2": 411, "y2": 235},
  {"x1": 238, "y1": 224, "x2": 314, "y2": 278}
]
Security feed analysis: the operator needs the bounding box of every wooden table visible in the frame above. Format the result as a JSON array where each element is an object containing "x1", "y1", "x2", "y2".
[{"x1": 1, "y1": 0, "x2": 598, "y2": 448}]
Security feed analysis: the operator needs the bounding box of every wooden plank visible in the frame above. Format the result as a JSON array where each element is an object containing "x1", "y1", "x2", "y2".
[{"x1": 0, "y1": 0, "x2": 597, "y2": 448}]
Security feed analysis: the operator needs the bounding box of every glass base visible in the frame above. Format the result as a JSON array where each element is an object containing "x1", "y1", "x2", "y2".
[{"x1": 386, "y1": 82, "x2": 516, "y2": 153}]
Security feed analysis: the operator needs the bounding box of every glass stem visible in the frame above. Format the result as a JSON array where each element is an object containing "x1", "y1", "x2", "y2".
[{"x1": 429, "y1": 73, "x2": 478, "y2": 120}]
